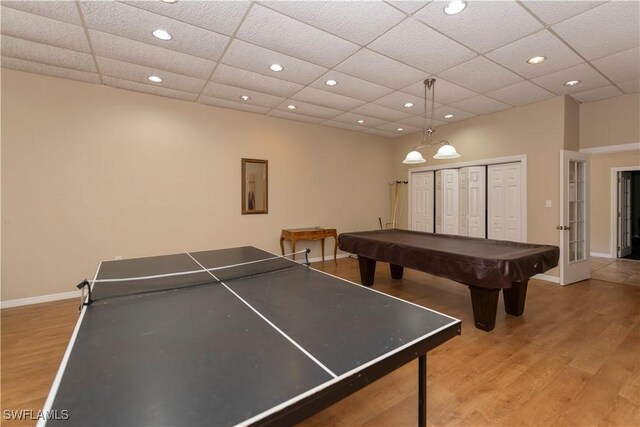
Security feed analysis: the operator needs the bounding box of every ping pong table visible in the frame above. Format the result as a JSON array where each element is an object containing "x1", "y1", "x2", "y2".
[{"x1": 39, "y1": 246, "x2": 460, "y2": 426}]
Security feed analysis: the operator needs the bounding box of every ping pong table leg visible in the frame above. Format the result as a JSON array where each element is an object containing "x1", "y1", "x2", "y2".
[{"x1": 419, "y1": 354, "x2": 427, "y2": 427}]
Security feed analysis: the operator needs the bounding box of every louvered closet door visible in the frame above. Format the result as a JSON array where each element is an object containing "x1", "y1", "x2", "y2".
[
  {"x1": 411, "y1": 171, "x2": 434, "y2": 232},
  {"x1": 488, "y1": 163, "x2": 522, "y2": 241}
]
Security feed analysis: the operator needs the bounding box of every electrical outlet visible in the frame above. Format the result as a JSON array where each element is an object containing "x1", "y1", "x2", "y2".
[{"x1": 545, "y1": 200, "x2": 552, "y2": 208}]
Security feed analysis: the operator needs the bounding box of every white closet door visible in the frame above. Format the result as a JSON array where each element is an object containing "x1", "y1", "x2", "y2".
[
  {"x1": 459, "y1": 168, "x2": 469, "y2": 236},
  {"x1": 411, "y1": 171, "x2": 434, "y2": 232},
  {"x1": 488, "y1": 163, "x2": 522, "y2": 241},
  {"x1": 467, "y1": 166, "x2": 486, "y2": 238},
  {"x1": 437, "y1": 169, "x2": 459, "y2": 235}
]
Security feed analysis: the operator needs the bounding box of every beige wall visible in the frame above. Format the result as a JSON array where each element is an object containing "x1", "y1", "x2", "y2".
[
  {"x1": 590, "y1": 151, "x2": 640, "y2": 255},
  {"x1": 1, "y1": 69, "x2": 395, "y2": 300},
  {"x1": 580, "y1": 94, "x2": 640, "y2": 148},
  {"x1": 392, "y1": 96, "x2": 567, "y2": 255},
  {"x1": 564, "y1": 96, "x2": 580, "y2": 151}
]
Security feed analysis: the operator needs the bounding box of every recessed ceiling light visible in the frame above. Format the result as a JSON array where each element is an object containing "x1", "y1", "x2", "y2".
[
  {"x1": 357, "y1": 120, "x2": 365, "y2": 124},
  {"x1": 287, "y1": 104, "x2": 296, "y2": 110},
  {"x1": 147, "y1": 75, "x2": 163, "y2": 83},
  {"x1": 444, "y1": 0, "x2": 467, "y2": 15},
  {"x1": 527, "y1": 56, "x2": 546, "y2": 65},
  {"x1": 444, "y1": 114, "x2": 454, "y2": 119},
  {"x1": 564, "y1": 80, "x2": 581, "y2": 86},
  {"x1": 269, "y1": 64, "x2": 283, "y2": 72},
  {"x1": 152, "y1": 29, "x2": 172, "y2": 41},
  {"x1": 240, "y1": 95, "x2": 251, "y2": 101},
  {"x1": 160, "y1": 0, "x2": 178, "y2": 3},
  {"x1": 325, "y1": 79, "x2": 338, "y2": 86},
  {"x1": 397, "y1": 127, "x2": 404, "y2": 132},
  {"x1": 403, "y1": 102, "x2": 414, "y2": 108}
]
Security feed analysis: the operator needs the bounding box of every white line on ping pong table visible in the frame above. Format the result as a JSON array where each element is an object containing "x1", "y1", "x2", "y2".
[{"x1": 186, "y1": 252, "x2": 338, "y2": 379}]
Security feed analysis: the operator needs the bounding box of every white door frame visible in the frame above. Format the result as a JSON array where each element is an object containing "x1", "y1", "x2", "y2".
[
  {"x1": 610, "y1": 166, "x2": 640, "y2": 258},
  {"x1": 407, "y1": 155, "x2": 527, "y2": 241}
]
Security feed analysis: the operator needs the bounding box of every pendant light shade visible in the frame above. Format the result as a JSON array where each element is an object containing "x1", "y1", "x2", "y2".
[
  {"x1": 433, "y1": 142, "x2": 460, "y2": 159},
  {"x1": 402, "y1": 150, "x2": 427, "y2": 164}
]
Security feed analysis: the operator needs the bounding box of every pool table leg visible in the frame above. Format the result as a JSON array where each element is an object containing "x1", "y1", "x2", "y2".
[
  {"x1": 390, "y1": 263, "x2": 404, "y2": 279},
  {"x1": 358, "y1": 256, "x2": 376, "y2": 286},
  {"x1": 468, "y1": 286, "x2": 499, "y2": 332},
  {"x1": 503, "y1": 280, "x2": 528, "y2": 316}
]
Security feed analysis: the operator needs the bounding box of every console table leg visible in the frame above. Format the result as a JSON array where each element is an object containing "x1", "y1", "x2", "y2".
[
  {"x1": 468, "y1": 286, "x2": 499, "y2": 332},
  {"x1": 291, "y1": 240, "x2": 297, "y2": 260},
  {"x1": 279, "y1": 237, "x2": 285, "y2": 256},
  {"x1": 358, "y1": 256, "x2": 376, "y2": 286},
  {"x1": 503, "y1": 280, "x2": 528, "y2": 316},
  {"x1": 390, "y1": 264, "x2": 404, "y2": 279},
  {"x1": 321, "y1": 238, "x2": 325, "y2": 262},
  {"x1": 418, "y1": 354, "x2": 427, "y2": 427}
]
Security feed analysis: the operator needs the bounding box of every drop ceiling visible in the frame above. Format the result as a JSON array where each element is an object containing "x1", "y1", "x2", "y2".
[{"x1": 1, "y1": 0, "x2": 638, "y2": 138}]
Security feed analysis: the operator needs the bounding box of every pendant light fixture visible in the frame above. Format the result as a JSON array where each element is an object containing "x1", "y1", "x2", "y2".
[{"x1": 402, "y1": 78, "x2": 460, "y2": 164}]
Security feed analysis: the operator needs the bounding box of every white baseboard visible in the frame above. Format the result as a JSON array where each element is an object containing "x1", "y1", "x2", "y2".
[
  {"x1": 533, "y1": 274, "x2": 560, "y2": 284},
  {"x1": 1, "y1": 290, "x2": 81, "y2": 309},
  {"x1": 308, "y1": 253, "x2": 350, "y2": 263},
  {"x1": 591, "y1": 252, "x2": 614, "y2": 258}
]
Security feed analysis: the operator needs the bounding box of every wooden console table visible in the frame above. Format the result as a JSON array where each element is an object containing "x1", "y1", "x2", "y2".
[{"x1": 280, "y1": 227, "x2": 338, "y2": 262}]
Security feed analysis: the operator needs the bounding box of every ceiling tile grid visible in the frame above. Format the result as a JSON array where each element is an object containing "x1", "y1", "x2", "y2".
[{"x1": 0, "y1": 0, "x2": 638, "y2": 139}]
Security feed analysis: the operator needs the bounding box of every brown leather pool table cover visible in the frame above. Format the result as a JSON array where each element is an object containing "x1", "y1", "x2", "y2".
[{"x1": 338, "y1": 229, "x2": 559, "y2": 288}]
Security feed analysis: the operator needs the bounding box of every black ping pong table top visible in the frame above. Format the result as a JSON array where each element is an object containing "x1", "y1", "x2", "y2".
[{"x1": 40, "y1": 246, "x2": 461, "y2": 426}]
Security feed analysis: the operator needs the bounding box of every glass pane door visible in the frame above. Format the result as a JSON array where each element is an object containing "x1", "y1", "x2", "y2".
[{"x1": 569, "y1": 160, "x2": 586, "y2": 263}]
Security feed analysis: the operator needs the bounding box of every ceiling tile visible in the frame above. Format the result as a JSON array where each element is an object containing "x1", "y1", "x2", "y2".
[
  {"x1": 521, "y1": 1, "x2": 603, "y2": 25},
  {"x1": 291, "y1": 87, "x2": 365, "y2": 111},
  {"x1": 122, "y1": 0, "x2": 250, "y2": 36},
  {"x1": 618, "y1": 79, "x2": 639, "y2": 94},
  {"x1": 532, "y1": 63, "x2": 610, "y2": 95},
  {"x1": 211, "y1": 64, "x2": 302, "y2": 98},
  {"x1": 267, "y1": 110, "x2": 325, "y2": 124},
  {"x1": 571, "y1": 85, "x2": 624, "y2": 103},
  {"x1": 372, "y1": 91, "x2": 442, "y2": 115},
  {"x1": 486, "y1": 81, "x2": 555, "y2": 107},
  {"x1": 376, "y1": 122, "x2": 421, "y2": 134},
  {"x1": 80, "y1": 1, "x2": 229, "y2": 61},
  {"x1": 438, "y1": 57, "x2": 522, "y2": 93},
  {"x1": 235, "y1": 5, "x2": 359, "y2": 67},
  {"x1": 102, "y1": 76, "x2": 198, "y2": 102},
  {"x1": 97, "y1": 56, "x2": 205, "y2": 94},
  {"x1": 368, "y1": 18, "x2": 476, "y2": 74},
  {"x1": 335, "y1": 49, "x2": 426, "y2": 90},
  {"x1": 89, "y1": 30, "x2": 215, "y2": 80},
  {"x1": 415, "y1": 1, "x2": 543, "y2": 53},
  {"x1": 397, "y1": 115, "x2": 445, "y2": 129},
  {"x1": 486, "y1": 30, "x2": 584, "y2": 79},
  {"x1": 198, "y1": 95, "x2": 271, "y2": 115},
  {"x1": 450, "y1": 95, "x2": 511, "y2": 115},
  {"x1": 309, "y1": 71, "x2": 394, "y2": 102},
  {"x1": 1, "y1": 6, "x2": 90, "y2": 53},
  {"x1": 386, "y1": 1, "x2": 431, "y2": 15},
  {"x1": 321, "y1": 120, "x2": 368, "y2": 132},
  {"x1": 591, "y1": 47, "x2": 640, "y2": 84},
  {"x1": 2, "y1": 1, "x2": 81, "y2": 25},
  {"x1": 552, "y1": 2, "x2": 640, "y2": 61},
  {"x1": 0, "y1": 35, "x2": 95, "y2": 72},
  {"x1": 433, "y1": 106, "x2": 476, "y2": 123},
  {"x1": 202, "y1": 81, "x2": 284, "y2": 108},
  {"x1": 274, "y1": 99, "x2": 342, "y2": 119},
  {"x1": 401, "y1": 78, "x2": 477, "y2": 105},
  {"x1": 221, "y1": 39, "x2": 327, "y2": 85},
  {"x1": 351, "y1": 103, "x2": 413, "y2": 122},
  {"x1": 262, "y1": 1, "x2": 405, "y2": 45},
  {"x1": 332, "y1": 112, "x2": 388, "y2": 128},
  {"x1": 1, "y1": 56, "x2": 100, "y2": 84}
]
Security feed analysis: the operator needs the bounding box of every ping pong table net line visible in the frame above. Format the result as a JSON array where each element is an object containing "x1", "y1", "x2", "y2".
[{"x1": 76, "y1": 249, "x2": 311, "y2": 310}]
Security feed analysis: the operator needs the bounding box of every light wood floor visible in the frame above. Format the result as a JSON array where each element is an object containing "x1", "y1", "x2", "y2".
[{"x1": 2, "y1": 257, "x2": 639, "y2": 427}]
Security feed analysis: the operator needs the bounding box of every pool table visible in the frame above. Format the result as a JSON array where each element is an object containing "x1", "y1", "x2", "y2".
[{"x1": 338, "y1": 229, "x2": 559, "y2": 332}]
